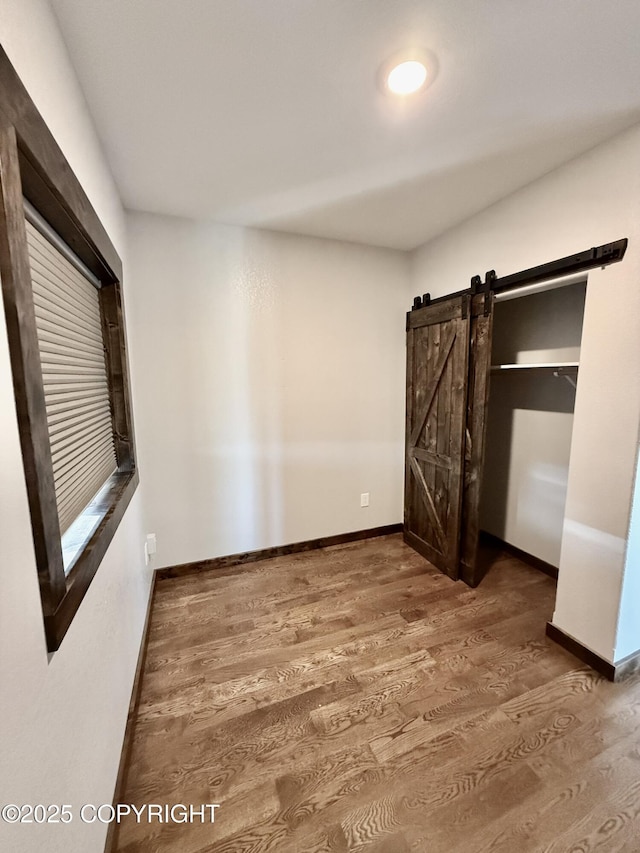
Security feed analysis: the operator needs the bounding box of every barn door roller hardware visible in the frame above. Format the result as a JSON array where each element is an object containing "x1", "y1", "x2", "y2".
[
  {"x1": 413, "y1": 293, "x2": 431, "y2": 310},
  {"x1": 409, "y1": 238, "x2": 628, "y2": 312},
  {"x1": 478, "y1": 270, "x2": 496, "y2": 316}
]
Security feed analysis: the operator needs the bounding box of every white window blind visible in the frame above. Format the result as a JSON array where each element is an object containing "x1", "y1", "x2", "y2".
[{"x1": 25, "y1": 209, "x2": 117, "y2": 535}]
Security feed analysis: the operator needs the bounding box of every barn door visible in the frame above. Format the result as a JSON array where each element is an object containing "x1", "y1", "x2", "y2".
[
  {"x1": 460, "y1": 292, "x2": 494, "y2": 586},
  {"x1": 404, "y1": 297, "x2": 471, "y2": 579}
]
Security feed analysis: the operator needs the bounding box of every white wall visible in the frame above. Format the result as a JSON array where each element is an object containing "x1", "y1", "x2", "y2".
[
  {"x1": 0, "y1": 3, "x2": 149, "y2": 852},
  {"x1": 126, "y1": 212, "x2": 408, "y2": 569},
  {"x1": 410, "y1": 123, "x2": 640, "y2": 663}
]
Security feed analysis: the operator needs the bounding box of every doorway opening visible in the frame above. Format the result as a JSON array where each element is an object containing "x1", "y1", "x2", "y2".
[{"x1": 476, "y1": 273, "x2": 587, "y2": 582}]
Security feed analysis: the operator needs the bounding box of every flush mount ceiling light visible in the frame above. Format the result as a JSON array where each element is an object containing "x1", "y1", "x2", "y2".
[
  {"x1": 387, "y1": 60, "x2": 427, "y2": 95},
  {"x1": 379, "y1": 50, "x2": 436, "y2": 97}
]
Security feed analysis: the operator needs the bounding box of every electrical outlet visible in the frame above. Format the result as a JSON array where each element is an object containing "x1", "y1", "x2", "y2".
[
  {"x1": 146, "y1": 533, "x2": 157, "y2": 555},
  {"x1": 145, "y1": 533, "x2": 157, "y2": 565},
  {"x1": 360, "y1": 493, "x2": 370, "y2": 508}
]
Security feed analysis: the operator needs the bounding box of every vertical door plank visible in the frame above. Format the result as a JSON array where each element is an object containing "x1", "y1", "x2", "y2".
[
  {"x1": 433, "y1": 321, "x2": 449, "y2": 556},
  {"x1": 460, "y1": 293, "x2": 494, "y2": 586}
]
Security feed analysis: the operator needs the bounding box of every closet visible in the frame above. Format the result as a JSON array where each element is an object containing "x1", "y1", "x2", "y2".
[
  {"x1": 480, "y1": 274, "x2": 586, "y2": 576},
  {"x1": 404, "y1": 239, "x2": 627, "y2": 587}
]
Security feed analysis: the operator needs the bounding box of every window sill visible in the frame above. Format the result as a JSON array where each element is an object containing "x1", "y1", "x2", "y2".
[
  {"x1": 46, "y1": 469, "x2": 139, "y2": 651},
  {"x1": 62, "y1": 476, "x2": 117, "y2": 575}
]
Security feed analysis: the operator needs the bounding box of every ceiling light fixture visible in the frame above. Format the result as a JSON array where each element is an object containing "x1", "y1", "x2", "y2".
[
  {"x1": 379, "y1": 50, "x2": 436, "y2": 98},
  {"x1": 387, "y1": 60, "x2": 427, "y2": 95}
]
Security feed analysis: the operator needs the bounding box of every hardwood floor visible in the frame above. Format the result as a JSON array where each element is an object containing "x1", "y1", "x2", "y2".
[{"x1": 113, "y1": 534, "x2": 640, "y2": 852}]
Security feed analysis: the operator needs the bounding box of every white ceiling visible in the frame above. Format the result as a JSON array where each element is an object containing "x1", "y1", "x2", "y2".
[{"x1": 50, "y1": 0, "x2": 640, "y2": 250}]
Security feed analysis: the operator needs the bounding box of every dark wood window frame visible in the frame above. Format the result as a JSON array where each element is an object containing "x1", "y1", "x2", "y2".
[{"x1": 0, "y1": 46, "x2": 138, "y2": 651}]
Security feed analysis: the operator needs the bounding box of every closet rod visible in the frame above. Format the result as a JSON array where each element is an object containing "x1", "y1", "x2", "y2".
[{"x1": 494, "y1": 271, "x2": 586, "y2": 302}]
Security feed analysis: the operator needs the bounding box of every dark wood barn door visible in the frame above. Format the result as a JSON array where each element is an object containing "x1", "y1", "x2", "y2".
[{"x1": 404, "y1": 297, "x2": 471, "y2": 579}]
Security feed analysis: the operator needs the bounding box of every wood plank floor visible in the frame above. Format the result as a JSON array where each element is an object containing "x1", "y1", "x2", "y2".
[{"x1": 113, "y1": 534, "x2": 640, "y2": 852}]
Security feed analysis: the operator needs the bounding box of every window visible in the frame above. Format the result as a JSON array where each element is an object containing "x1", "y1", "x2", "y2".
[
  {"x1": 25, "y1": 203, "x2": 119, "y2": 569},
  {"x1": 0, "y1": 46, "x2": 138, "y2": 651}
]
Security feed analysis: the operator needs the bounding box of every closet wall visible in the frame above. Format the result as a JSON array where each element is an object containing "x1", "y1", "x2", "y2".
[{"x1": 481, "y1": 283, "x2": 587, "y2": 566}]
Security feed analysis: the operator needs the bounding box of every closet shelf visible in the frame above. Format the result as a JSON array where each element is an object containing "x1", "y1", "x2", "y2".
[
  {"x1": 490, "y1": 361, "x2": 579, "y2": 373},
  {"x1": 490, "y1": 361, "x2": 579, "y2": 389}
]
